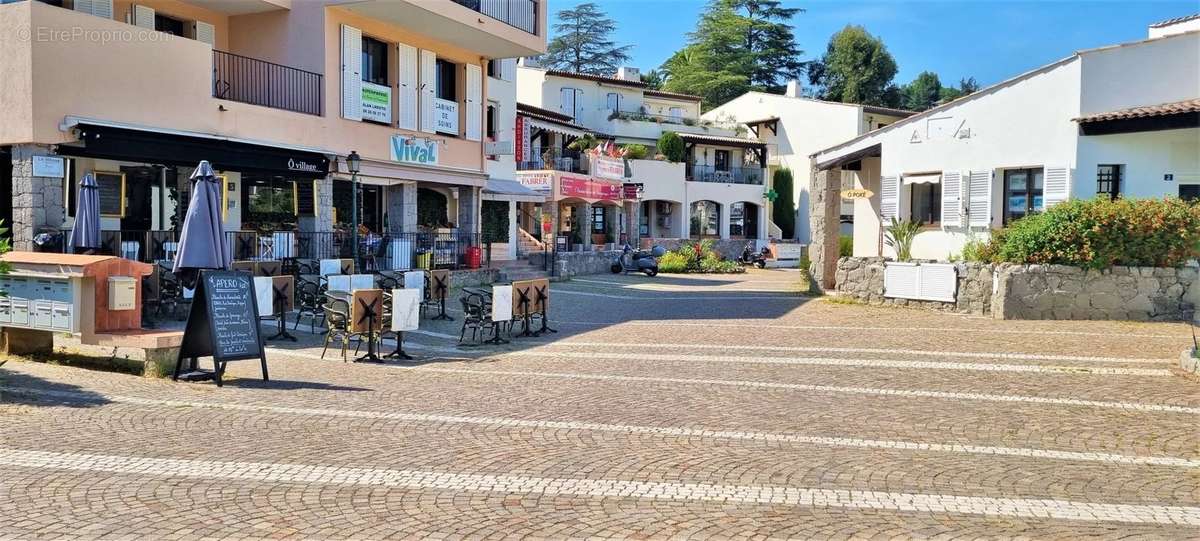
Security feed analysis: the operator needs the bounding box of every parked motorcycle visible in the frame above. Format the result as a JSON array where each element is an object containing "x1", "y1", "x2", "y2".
[
  {"x1": 611, "y1": 244, "x2": 665, "y2": 277},
  {"x1": 737, "y1": 242, "x2": 770, "y2": 269}
]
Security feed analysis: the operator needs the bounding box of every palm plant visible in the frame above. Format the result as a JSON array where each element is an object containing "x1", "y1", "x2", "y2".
[
  {"x1": 884, "y1": 217, "x2": 921, "y2": 262},
  {"x1": 566, "y1": 134, "x2": 600, "y2": 153}
]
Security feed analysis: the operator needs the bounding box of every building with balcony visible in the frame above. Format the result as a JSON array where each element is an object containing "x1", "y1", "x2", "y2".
[
  {"x1": 515, "y1": 62, "x2": 771, "y2": 245},
  {"x1": 0, "y1": 0, "x2": 546, "y2": 270},
  {"x1": 703, "y1": 83, "x2": 915, "y2": 244}
]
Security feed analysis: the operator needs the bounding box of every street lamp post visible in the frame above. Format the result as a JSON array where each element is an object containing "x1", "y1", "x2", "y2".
[{"x1": 347, "y1": 151, "x2": 361, "y2": 270}]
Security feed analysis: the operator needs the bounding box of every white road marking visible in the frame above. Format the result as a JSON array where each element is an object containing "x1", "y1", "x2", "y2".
[
  {"x1": 555, "y1": 341, "x2": 1168, "y2": 365},
  {"x1": 413, "y1": 367, "x2": 1200, "y2": 414},
  {"x1": 3, "y1": 448, "x2": 1198, "y2": 525},
  {"x1": 555, "y1": 289, "x2": 801, "y2": 301},
  {"x1": 550, "y1": 320, "x2": 1181, "y2": 339},
  {"x1": 8, "y1": 386, "x2": 1196, "y2": 468},
  {"x1": 508, "y1": 350, "x2": 1171, "y2": 376}
]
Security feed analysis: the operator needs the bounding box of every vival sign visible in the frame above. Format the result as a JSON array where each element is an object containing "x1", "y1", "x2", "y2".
[
  {"x1": 361, "y1": 82, "x2": 392, "y2": 124},
  {"x1": 390, "y1": 135, "x2": 438, "y2": 165}
]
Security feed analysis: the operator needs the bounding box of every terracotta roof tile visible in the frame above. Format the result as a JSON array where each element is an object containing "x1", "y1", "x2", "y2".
[
  {"x1": 544, "y1": 70, "x2": 646, "y2": 88},
  {"x1": 1075, "y1": 99, "x2": 1200, "y2": 122},
  {"x1": 644, "y1": 89, "x2": 702, "y2": 102}
]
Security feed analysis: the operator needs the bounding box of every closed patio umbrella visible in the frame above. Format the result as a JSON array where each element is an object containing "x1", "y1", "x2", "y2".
[
  {"x1": 172, "y1": 161, "x2": 231, "y2": 288},
  {"x1": 68, "y1": 173, "x2": 101, "y2": 253}
]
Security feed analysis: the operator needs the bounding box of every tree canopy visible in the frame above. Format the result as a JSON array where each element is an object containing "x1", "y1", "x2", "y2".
[
  {"x1": 807, "y1": 25, "x2": 898, "y2": 107},
  {"x1": 659, "y1": 0, "x2": 804, "y2": 109},
  {"x1": 901, "y1": 71, "x2": 942, "y2": 112},
  {"x1": 540, "y1": 3, "x2": 633, "y2": 75}
]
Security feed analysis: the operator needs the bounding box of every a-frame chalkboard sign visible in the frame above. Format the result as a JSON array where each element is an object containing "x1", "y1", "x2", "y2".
[{"x1": 173, "y1": 270, "x2": 269, "y2": 386}]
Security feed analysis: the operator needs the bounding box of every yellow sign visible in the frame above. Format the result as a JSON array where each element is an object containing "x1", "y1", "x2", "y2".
[{"x1": 840, "y1": 188, "x2": 874, "y2": 200}]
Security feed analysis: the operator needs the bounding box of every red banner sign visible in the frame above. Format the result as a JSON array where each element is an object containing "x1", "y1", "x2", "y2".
[{"x1": 560, "y1": 175, "x2": 622, "y2": 201}]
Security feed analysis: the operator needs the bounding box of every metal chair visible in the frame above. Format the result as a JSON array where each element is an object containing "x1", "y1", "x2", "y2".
[
  {"x1": 458, "y1": 291, "x2": 497, "y2": 344},
  {"x1": 320, "y1": 292, "x2": 360, "y2": 362},
  {"x1": 294, "y1": 278, "x2": 326, "y2": 332}
]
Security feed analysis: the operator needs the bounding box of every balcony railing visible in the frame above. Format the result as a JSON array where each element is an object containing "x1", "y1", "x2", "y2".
[
  {"x1": 213, "y1": 50, "x2": 323, "y2": 116},
  {"x1": 453, "y1": 0, "x2": 538, "y2": 35},
  {"x1": 518, "y1": 147, "x2": 587, "y2": 173},
  {"x1": 687, "y1": 165, "x2": 765, "y2": 185},
  {"x1": 608, "y1": 109, "x2": 700, "y2": 127}
]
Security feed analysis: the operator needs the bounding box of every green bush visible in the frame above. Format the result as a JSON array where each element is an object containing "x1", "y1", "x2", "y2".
[
  {"x1": 658, "y1": 251, "x2": 689, "y2": 273},
  {"x1": 838, "y1": 235, "x2": 853, "y2": 257},
  {"x1": 993, "y1": 197, "x2": 1200, "y2": 269},
  {"x1": 658, "y1": 240, "x2": 744, "y2": 274},
  {"x1": 772, "y1": 169, "x2": 795, "y2": 239},
  {"x1": 657, "y1": 131, "x2": 686, "y2": 163},
  {"x1": 621, "y1": 144, "x2": 648, "y2": 160}
]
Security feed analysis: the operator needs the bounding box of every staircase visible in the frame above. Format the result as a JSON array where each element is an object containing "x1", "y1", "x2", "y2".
[
  {"x1": 496, "y1": 258, "x2": 549, "y2": 282},
  {"x1": 517, "y1": 227, "x2": 546, "y2": 255}
]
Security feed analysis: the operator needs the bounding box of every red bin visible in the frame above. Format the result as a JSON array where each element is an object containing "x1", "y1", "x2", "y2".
[{"x1": 467, "y1": 246, "x2": 482, "y2": 269}]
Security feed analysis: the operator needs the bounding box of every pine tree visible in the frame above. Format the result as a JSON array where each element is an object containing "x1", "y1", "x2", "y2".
[
  {"x1": 901, "y1": 71, "x2": 942, "y2": 112},
  {"x1": 807, "y1": 25, "x2": 899, "y2": 107},
  {"x1": 660, "y1": 0, "x2": 804, "y2": 109},
  {"x1": 540, "y1": 3, "x2": 632, "y2": 75}
]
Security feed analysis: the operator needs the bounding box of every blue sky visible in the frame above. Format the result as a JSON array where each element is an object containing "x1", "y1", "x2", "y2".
[{"x1": 545, "y1": 0, "x2": 1197, "y2": 88}]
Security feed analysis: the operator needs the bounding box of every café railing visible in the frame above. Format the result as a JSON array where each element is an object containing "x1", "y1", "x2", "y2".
[{"x1": 687, "y1": 165, "x2": 765, "y2": 185}]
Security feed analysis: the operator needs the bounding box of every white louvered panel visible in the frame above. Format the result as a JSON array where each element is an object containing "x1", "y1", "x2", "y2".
[
  {"x1": 879, "y1": 174, "x2": 899, "y2": 222},
  {"x1": 883, "y1": 263, "x2": 919, "y2": 300},
  {"x1": 501, "y1": 58, "x2": 516, "y2": 82},
  {"x1": 92, "y1": 0, "x2": 113, "y2": 19},
  {"x1": 132, "y1": 4, "x2": 154, "y2": 29},
  {"x1": 917, "y1": 263, "x2": 958, "y2": 302},
  {"x1": 465, "y1": 63, "x2": 482, "y2": 141},
  {"x1": 967, "y1": 170, "x2": 992, "y2": 227},
  {"x1": 340, "y1": 25, "x2": 362, "y2": 121},
  {"x1": 419, "y1": 49, "x2": 437, "y2": 133},
  {"x1": 397, "y1": 43, "x2": 418, "y2": 131},
  {"x1": 560, "y1": 88, "x2": 576, "y2": 119},
  {"x1": 193, "y1": 21, "x2": 215, "y2": 46},
  {"x1": 74, "y1": 0, "x2": 94, "y2": 15},
  {"x1": 940, "y1": 171, "x2": 962, "y2": 227},
  {"x1": 1044, "y1": 166, "x2": 1072, "y2": 208}
]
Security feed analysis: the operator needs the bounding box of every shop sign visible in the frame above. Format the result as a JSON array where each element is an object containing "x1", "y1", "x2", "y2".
[
  {"x1": 434, "y1": 98, "x2": 458, "y2": 134},
  {"x1": 514, "y1": 116, "x2": 527, "y2": 162},
  {"x1": 840, "y1": 188, "x2": 874, "y2": 200},
  {"x1": 622, "y1": 183, "x2": 643, "y2": 200},
  {"x1": 484, "y1": 140, "x2": 513, "y2": 155},
  {"x1": 561, "y1": 175, "x2": 622, "y2": 201},
  {"x1": 361, "y1": 82, "x2": 392, "y2": 124},
  {"x1": 390, "y1": 135, "x2": 439, "y2": 165},
  {"x1": 593, "y1": 155, "x2": 626, "y2": 180},
  {"x1": 287, "y1": 158, "x2": 323, "y2": 174},
  {"x1": 32, "y1": 155, "x2": 64, "y2": 178},
  {"x1": 516, "y1": 171, "x2": 553, "y2": 193}
]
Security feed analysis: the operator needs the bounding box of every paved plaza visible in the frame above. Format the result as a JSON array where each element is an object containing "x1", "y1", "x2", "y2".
[{"x1": 1, "y1": 269, "x2": 1198, "y2": 539}]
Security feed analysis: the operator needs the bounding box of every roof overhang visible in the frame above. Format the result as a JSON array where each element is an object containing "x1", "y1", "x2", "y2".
[
  {"x1": 815, "y1": 143, "x2": 882, "y2": 171},
  {"x1": 1075, "y1": 100, "x2": 1200, "y2": 136}
]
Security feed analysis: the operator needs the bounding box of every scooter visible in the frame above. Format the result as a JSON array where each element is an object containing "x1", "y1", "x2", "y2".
[
  {"x1": 738, "y1": 242, "x2": 770, "y2": 269},
  {"x1": 611, "y1": 244, "x2": 665, "y2": 277}
]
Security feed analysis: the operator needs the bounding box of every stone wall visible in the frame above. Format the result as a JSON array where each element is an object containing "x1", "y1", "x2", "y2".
[
  {"x1": 834, "y1": 256, "x2": 1200, "y2": 321},
  {"x1": 555, "y1": 250, "x2": 622, "y2": 278},
  {"x1": 10, "y1": 144, "x2": 65, "y2": 251},
  {"x1": 835, "y1": 257, "x2": 994, "y2": 315},
  {"x1": 450, "y1": 267, "x2": 499, "y2": 288},
  {"x1": 993, "y1": 264, "x2": 1197, "y2": 321}
]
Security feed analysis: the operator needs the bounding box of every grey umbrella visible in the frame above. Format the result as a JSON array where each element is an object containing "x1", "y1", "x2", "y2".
[
  {"x1": 173, "y1": 161, "x2": 231, "y2": 288},
  {"x1": 69, "y1": 173, "x2": 101, "y2": 253}
]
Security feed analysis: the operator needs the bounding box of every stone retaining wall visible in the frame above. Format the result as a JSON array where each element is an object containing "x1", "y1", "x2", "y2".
[
  {"x1": 834, "y1": 256, "x2": 1200, "y2": 321},
  {"x1": 555, "y1": 250, "x2": 622, "y2": 278}
]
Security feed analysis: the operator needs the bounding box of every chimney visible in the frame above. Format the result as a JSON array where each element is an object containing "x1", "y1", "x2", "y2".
[
  {"x1": 615, "y1": 66, "x2": 641, "y2": 81},
  {"x1": 785, "y1": 80, "x2": 802, "y2": 98}
]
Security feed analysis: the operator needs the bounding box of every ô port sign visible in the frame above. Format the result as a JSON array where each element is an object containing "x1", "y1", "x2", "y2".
[{"x1": 840, "y1": 188, "x2": 874, "y2": 200}]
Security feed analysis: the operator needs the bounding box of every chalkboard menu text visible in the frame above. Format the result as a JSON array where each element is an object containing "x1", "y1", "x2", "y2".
[
  {"x1": 94, "y1": 171, "x2": 125, "y2": 217},
  {"x1": 174, "y1": 270, "x2": 268, "y2": 386}
]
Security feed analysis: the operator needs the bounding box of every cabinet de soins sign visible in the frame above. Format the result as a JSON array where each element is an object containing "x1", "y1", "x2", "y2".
[
  {"x1": 361, "y1": 82, "x2": 392, "y2": 124},
  {"x1": 391, "y1": 135, "x2": 438, "y2": 165},
  {"x1": 434, "y1": 98, "x2": 458, "y2": 133}
]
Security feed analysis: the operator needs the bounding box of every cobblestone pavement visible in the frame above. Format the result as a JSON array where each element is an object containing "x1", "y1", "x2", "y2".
[{"x1": 2, "y1": 269, "x2": 1199, "y2": 539}]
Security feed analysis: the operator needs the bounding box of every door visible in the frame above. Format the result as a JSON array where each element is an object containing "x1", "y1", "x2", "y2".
[
  {"x1": 120, "y1": 166, "x2": 156, "y2": 231},
  {"x1": 1003, "y1": 168, "x2": 1044, "y2": 224},
  {"x1": 714, "y1": 150, "x2": 730, "y2": 172},
  {"x1": 0, "y1": 147, "x2": 10, "y2": 244},
  {"x1": 360, "y1": 185, "x2": 383, "y2": 233}
]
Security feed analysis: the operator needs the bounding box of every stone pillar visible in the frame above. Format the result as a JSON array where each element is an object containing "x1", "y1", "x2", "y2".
[
  {"x1": 456, "y1": 186, "x2": 480, "y2": 235},
  {"x1": 10, "y1": 144, "x2": 65, "y2": 251},
  {"x1": 719, "y1": 203, "x2": 731, "y2": 240},
  {"x1": 579, "y1": 203, "x2": 591, "y2": 249},
  {"x1": 401, "y1": 183, "x2": 418, "y2": 232},
  {"x1": 624, "y1": 200, "x2": 639, "y2": 247},
  {"x1": 757, "y1": 204, "x2": 769, "y2": 241},
  {"x1": 809, "y1": 165, "x2": 841, "y2": 289},
  {"x1": 507, "y1": 200, "x2": 518, "y2": 260},
  {"x1": 298, "y1": 176, "x2": 334, "y2": 234},
  {"x1": 384, "y1": 183, "x2": 407, "y2": 235}
]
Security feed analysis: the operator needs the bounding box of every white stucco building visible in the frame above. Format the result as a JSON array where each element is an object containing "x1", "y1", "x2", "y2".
[
  {"x1": 703, "y1": 85, "x2": 913, "y2": 243},
  {"x1": 516, "y1": 63, "x2": 771, "y2": 244},
  {"x1": 811, "y1": 20, "x2": 1200, "y2": 262}
]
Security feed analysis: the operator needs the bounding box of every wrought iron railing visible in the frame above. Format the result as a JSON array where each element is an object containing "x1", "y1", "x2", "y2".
[
  {"x1": 518, "y1": 147, "x2": 587, "y2": 173},
  {"x1": 453, "y1": 0, "x2": 538, "y2": 35},
  {"x1": 213, "y1": 50, "x2": 323, "y2": 116},
  {"x1": 687, "y1": 165, "x2": 765, "y2": 185}
]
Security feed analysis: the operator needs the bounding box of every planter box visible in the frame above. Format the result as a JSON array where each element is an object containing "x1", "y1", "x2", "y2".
[{"x1": 884, "y1": 262, "x2": 957, "y2": 302}]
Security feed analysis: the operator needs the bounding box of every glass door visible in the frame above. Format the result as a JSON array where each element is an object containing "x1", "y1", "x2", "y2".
[{"x1": 1003, "y1": 168, "x2": 1043, "y2": 224}]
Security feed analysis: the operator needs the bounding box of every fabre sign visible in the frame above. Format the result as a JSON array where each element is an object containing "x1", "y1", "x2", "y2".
[
  {"x1": 391, "y1": 135, "x2": 439, "y2": 165},
  {"x1": 516, "y1": 171, "x2": 553, "y2": 193}
]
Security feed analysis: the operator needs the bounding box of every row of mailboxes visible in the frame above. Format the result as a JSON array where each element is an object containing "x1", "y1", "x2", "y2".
[{"x1": 0, "y1": 276, "x2": 80, "y2": 333}]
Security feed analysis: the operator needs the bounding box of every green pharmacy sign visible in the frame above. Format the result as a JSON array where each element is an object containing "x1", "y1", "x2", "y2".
[
  {"x1": 764, "y1": 189, "x2": 779, "y2": 202},
  {"x1": 390, "y1": 135, "x2": 439, "y2": 166}
]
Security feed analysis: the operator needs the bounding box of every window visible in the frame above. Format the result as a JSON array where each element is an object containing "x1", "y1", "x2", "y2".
[
  {"x1": 606, "y1": 92, "x2": 620, "y2": 112},
  {"x1": 669, "y1": 107, "x2": 683, "y2": 120},
  {"x1": 1180, "y1": 185, "x2": 1200, "y2": 202},
  {"x1": 1003, "y1": 168, "x2": 1044, "y2": 224},
  {"x1": 487, "y1": 59, "x2": 501, "y2": 78},
  {"x1": 560, "y1": 88, "x2": 582, "y2": 120},
  {"x1": 486, "y1": 103, "x2": 497, "y2": 140},
  {"x1": 436, "y1": 59, "x2": 457, "y2": 100},
  {"x1": 714, "y1": 150, "x2": 730, "y2": 172},
  {"x1": 592, "y1": 206, "x2": 605, "y2": 233},
  {"x1": 909, "y1": 182, "x2": 941, "y2": 225},
  {"x1": 241, "y1": 176, "x2": 297, "y2": 230},
  {"x1": 154, "y1": 13, "x2": 185, "y2": 36},
  {"x1": 690, "y1": 201, "x2": 719, "y2": 238},
  {"x1": 1097, "y1": 164, "x2": 1122, "y2": 200},
  {"x1": 360, "y1": 36, "x2": 388, "y2": 86}
]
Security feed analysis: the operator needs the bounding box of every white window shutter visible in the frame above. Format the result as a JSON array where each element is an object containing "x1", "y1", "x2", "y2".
[
  {"x1": 465, "y1": 63, "x2": 482, "y2": 141},
  {"x1": 133, "y1": 4, "x2": 154, "y2": 29},
  {"x1": 341, "y1": 25, "x2": 362, "y2": 122},
  {"x1": 193, "y1": 21, "x2": 215, "y2": 46},
  {"x1": 559, "y1": 88, "x2": 575, "y2": 119},
  {"x1": 1044, "y1": 166, "x2": 1072, "y2": 208},
  {"x1": 77, "y1": 0, "x2": 113, "y2": 19},
  {"x1": 879, "y1": 174, "x2": 899, "y2": 222},
  {"x1": 74, "y1": 0, "x2": 94, "y2": 15},
  {"x1": 967, "y1": 170, "x2": 992, "y2": 227},
  {"x1": 419, "y1": 49, "x2": 437, "y2": 134},
  {"x1": 397, "y1": 43, "x2": 418, "y2": 131},
  {"x1": 940, "y1": 171, "x2": 962, "y2": 227},
  {"x1": 501, "y1": 58, "x2": 516, "y2": 82}
]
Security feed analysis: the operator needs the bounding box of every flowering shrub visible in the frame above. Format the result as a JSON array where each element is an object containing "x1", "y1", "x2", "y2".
[
  {"x1": 993, "y1": 197, "x2": 1200, "y2": 269},
  {"x1": 658, "y1": 240, "x2": 744, "y2": 274}
]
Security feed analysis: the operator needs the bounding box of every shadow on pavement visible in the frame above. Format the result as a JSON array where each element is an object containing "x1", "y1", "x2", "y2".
[
  {"x1": 0, "y1": 363, "x2": 112, "y2": 408},
  {"x1": 226, "y1": 378, "x2": 373, "y2": 392}
]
